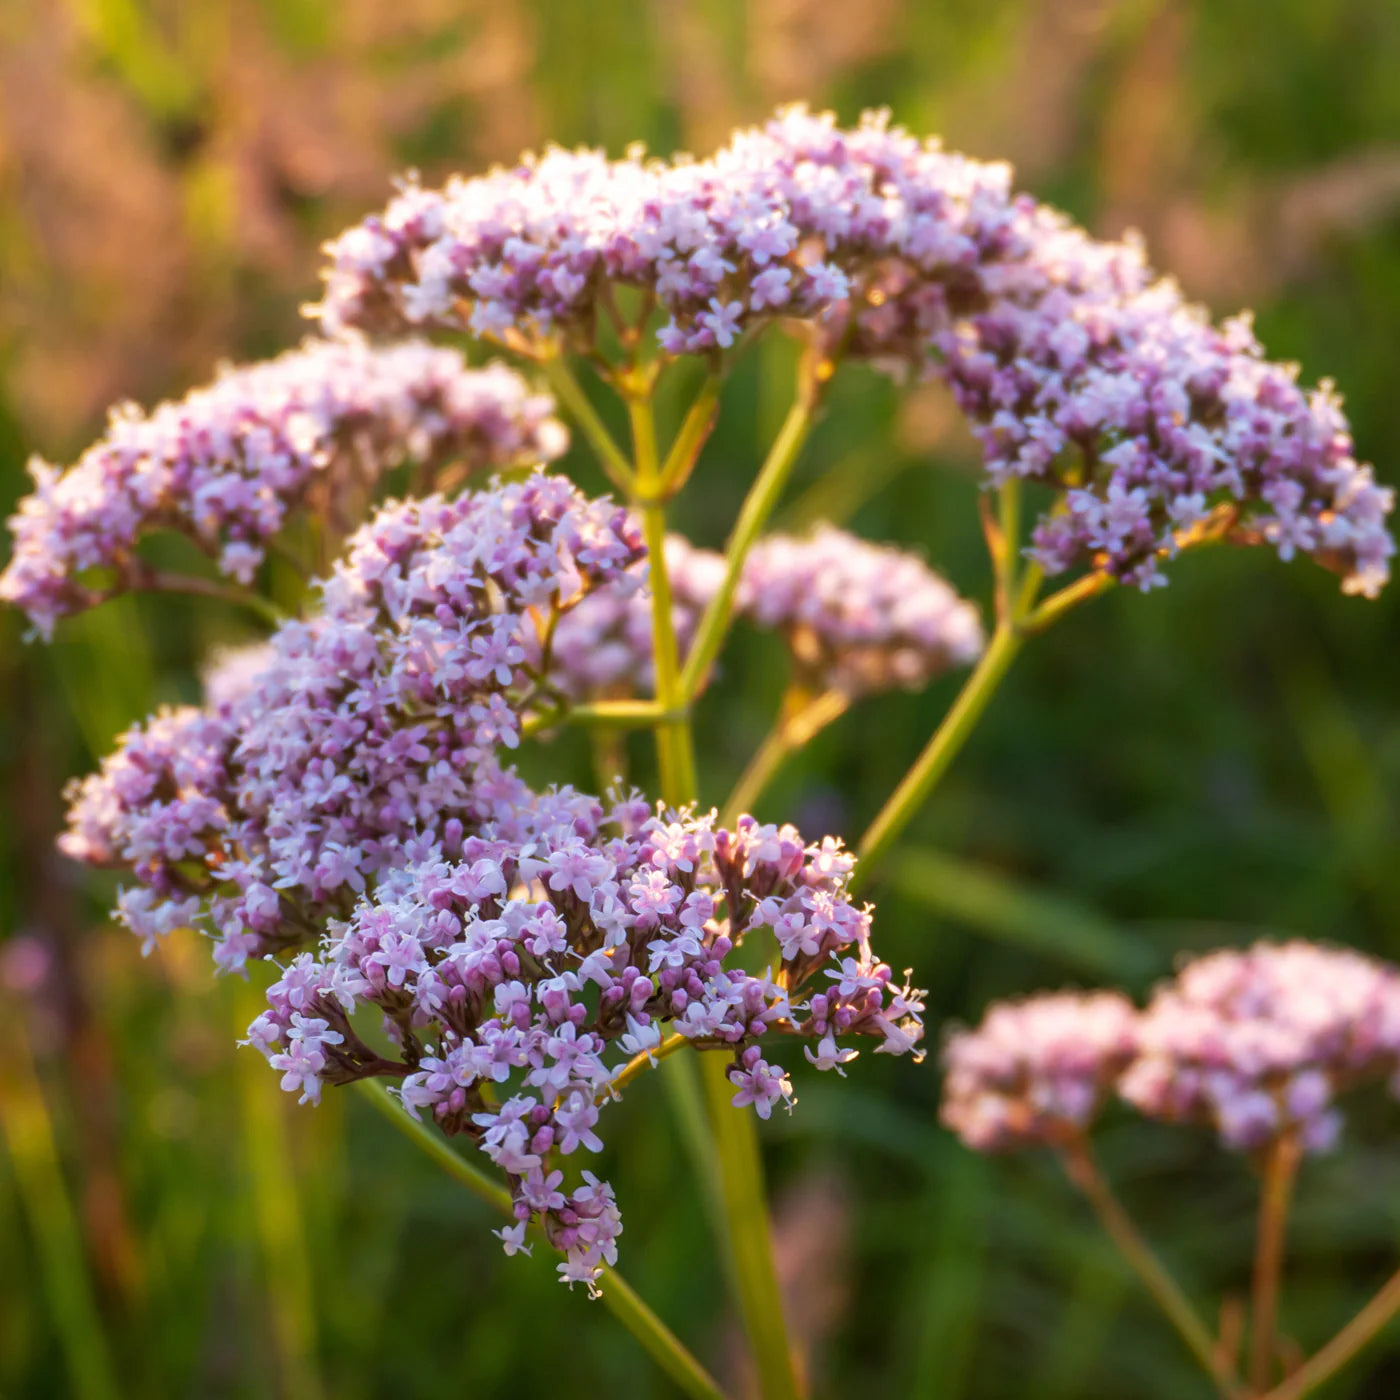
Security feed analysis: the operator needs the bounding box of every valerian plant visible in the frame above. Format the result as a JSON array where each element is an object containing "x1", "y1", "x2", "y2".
[{"x1": 4, "y1": 107, "x2": 1395, "y2": 1400}]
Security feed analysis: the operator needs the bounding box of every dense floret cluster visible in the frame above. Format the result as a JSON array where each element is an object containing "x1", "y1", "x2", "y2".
[
  {"x1": 541, "y1": 524, "x2": 981, "y2": 703},
  {"x1": 1, "y1": 340, "x2": 566, "y2": 635},
  {"x1": 537, "y1": 533, "x2": 724, "y2": 700},
  {"x1": 940, "y1": 991, "x2": 1138, "y2": 1150},
  {"x1": 943, "y1": 942, "x2": 1400, "y2": 1157},
  {"x1": 60, "y1": 475, "x2": 642, "y2": 969},
  {"x1": 246, "y1": 793, "x2": 923, "y2": 1289},
  {"x1": 319, "y1": 106, "x2": 1393, "y2": 595},
  {"x1": 737, "y1": 526, "x2": 983, "y2": 695},
  {"x1": 1121, "y1": 942, "x2": 1400, "y2": 1152}
]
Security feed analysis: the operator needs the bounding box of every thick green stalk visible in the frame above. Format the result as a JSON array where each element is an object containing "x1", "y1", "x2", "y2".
[
  {"x1": 852, "y1": 622, "x2": 1023, "y2": 890},
  {"x1": 698, "y1": 1054, "x2": 801, "y2": 1400},
  {"x1": 634, "y1": 387, "x2": 804, "y2": 1398},
  {"x1": 354, "y1": 1082, "x2": 727, "y2": 1400},
  {"x1": 0, "y1": 1019, "x2": 119, "y2": 1400},
  {"x1": 680, "y1": 396, "x2": 816, "y2": 700},
  {"x1": 629, "y1": 394, "x2": 698, "y2": 804}
]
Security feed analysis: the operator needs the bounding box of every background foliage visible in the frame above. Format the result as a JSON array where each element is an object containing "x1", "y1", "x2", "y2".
[{"x1": 2, "y1": 0, "x2": 1400, "y2": 1395}]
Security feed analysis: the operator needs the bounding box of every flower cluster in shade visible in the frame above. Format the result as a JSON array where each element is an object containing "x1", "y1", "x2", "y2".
[
  {"x1": 318, "y1": 107, "x2": 1393, "y2": 597},
  {"x1": 736, "y1": 526, "x2": 984, "y2": 696},
  {"x1": 532, "y1": 533, "x2": 725, "y2": 700},
  {"x1": 59, "y1": 474, "x2": 643, "y2": 971},
  {"x1": 940, "y1": 991, "x2": 1137, "y2": 1151},
  {"x1": 246, "y1": 790, "x2": 923, "y2": 1290},
  {"x1": 0, "y1": 339, "x2": 567, "y2": 636},
  {"x1": 941, "y1": 941, "x2": 1400, "y2": 1156},
  {"x1": 540, "y1": 523, "x2": 982, "y2": 703}
]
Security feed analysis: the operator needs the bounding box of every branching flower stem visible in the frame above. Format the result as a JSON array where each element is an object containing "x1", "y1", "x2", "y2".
[
  {"x1": 542, "y1": 356, "x2": 636, "y2": 496},
  {"x1": 851, "y1": 496, "x2": 1112, "y2": 891},
  {"x1": 721, "y1": 688, "x2": 850, "y2": 827},
  {"x1": 353, "y1": 1081, "x2": 728, "y2": 1400},
  {"x1": 1060, "y1": 1138, "x2": 1246, "y2": 1400},
  {"x1": 852, "y1": 616, "x2": 1023, "y2": 890},
  {"x1": 1250, "y1": 1135, "x2": 1302, "y2": 1392},
  {"x1": 613, "y1": 364, "x2": 804, "y2": 1400},
  {"x1": 520, "y1": 699, "x2": 685, "y2": 741},
  {"x1": 1262, "y1": 1265, "x2": 1400, "y2": 1400},
  {"x1": 139, "y1": 569, "x2": 288, "y2": 627},
  {"x1": 628, "y1": 392, "x2": 699, "y2": 804},
  {"x1": 680, "y1": 385, "x2": 821, "y2": 701}
]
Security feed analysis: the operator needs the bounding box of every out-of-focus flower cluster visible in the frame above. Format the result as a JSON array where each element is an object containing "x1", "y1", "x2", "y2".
[
  {"x1": 0, "y1": 340, "x2": 566, "y2": 636},
  {"x1": 247, "y1": 796, "x2": 923, "y2": 1289},
  {"x1": 541, "y1": 523, "x2": 982, "y2": 703},
  {"x1": 940, "y1": 991, "x2": 1137, "y2": 1151},
  {"x1": 942, "y1": 941, "x2": 1400, "y2": 1156},
  {"x1": 536, "y1": 534, "x2": 724, "y2": 701},
  {"x1": 319, "y1": 105, "x2": 1393, "y2": 597},
  {"x1": 60, "y1": 474, "x2": 642, "y2": 970},
  {"x1": 737, "y1": 526, "x2": 984, "y2": 696}
]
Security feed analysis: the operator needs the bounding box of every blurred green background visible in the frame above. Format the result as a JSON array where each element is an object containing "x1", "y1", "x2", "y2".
[{"x1": 3, "y1": 0, "x2": 1400, "y2": 1395}]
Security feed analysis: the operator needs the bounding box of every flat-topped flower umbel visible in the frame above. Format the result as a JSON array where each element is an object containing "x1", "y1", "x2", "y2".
[
  {"x1": 1, "y1": 340, "x2": 565, "y2": 635},
  {"x1": 320, "y1": 107, "x2": 1392, "y2": 595}
]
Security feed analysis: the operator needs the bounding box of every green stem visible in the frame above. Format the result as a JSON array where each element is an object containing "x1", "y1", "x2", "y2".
[
  {"x1": 633, "y1": 381, "x2": 804, "y2": 1398},
  {"x1": 607, "y1": 1032, "x2": 690, "y2": 1097},
  {"x1": 521, "y1": 698, "x2": 685, "y2": 740},
  {"x1": 629, "y1": 395, "x2": 698, "y2": 805},
  {"x1": 994, "y1": 480, "x2": 1021, "y2": 622},
  {"x1": 595, "y1": 1269, "x2": 729, "y2": 1400},
  {"x1": 1061, "y1": 1141, "x2": 1244, "y2": 1399},
  {"x1": 543, "y1": 357, "x2": 636, "y2": 495},
  {"x1": 1250, "y1": 1135, "x2": 1301, "y2": 1393},
  {"x1": 721, "y1": 689, "x2": 849, "y2": 828},
  {"x1": 1262, "y1": 1264, "x2": 1400, "y2": 1400},
  {"x1": 0, "y1": 1018, "x2": 120, "y2": 1400},
  {"x1": 353, "y1": 1081, "x2": 727, "y2": 1400},
  {"x1": 699, "y1": 1053, "x2": 801, "y2": 1400},
  {"x1": 1021, "y1": 571, "x2": 1113, "y2": 635},
  {"x1": 852, "y1": 621, "x2": 1023, "y2": 891},
  {"x1": 141, "y1": 569, "x2": 286, "y2": 627},
  {"x1": 659, "y1": 375, "x2": 723, "y2": 498},
  {"x1": 680, "y1": 395, "x2": 817, "y2": 701}
]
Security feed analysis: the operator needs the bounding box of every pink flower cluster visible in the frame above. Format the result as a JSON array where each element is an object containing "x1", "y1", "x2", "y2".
[
  {"x1": 535, "y1": 533, "x2": 724, "y2": 700},
  {"x1": 940, "y1": 991, "x2": 1138, "y2": 1151},
  {"x1": 246, "y1": 792, "x2": 923, "y2": 1289},
  {"x1": 942, "y1": 942, "x2": 1400, "y2": 1156},
  {"x1": 60, "y1": 475, "x2": 642, "y2": 970},
  {"x1": 1, "y1": 339, "x2": 566, "y2": 636},
  {"x1": 736, "y1": 526, "x2": 984, "y2": 696},
  {"x1": 1122, "y1": 942, "x2": 1400, "y2": 1152},
  {"x1": 540, "y1": 523, "x2": 981, "y2": 703},
  {"x1": 318, "y1": 106, "x2": 1392, "y2": 597}
]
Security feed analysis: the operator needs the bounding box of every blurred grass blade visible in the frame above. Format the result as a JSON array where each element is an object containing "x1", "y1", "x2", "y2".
[
  {"x1": 0, "y1": 1017, "x2": 120, "y2": 1400},
  {"x1": 889, "y1": 847, "x2": 1159, "y2": 980},
  {"x1": 900, "y1": 1148, "x2": 988, "y2": 1397},
  {"x1": 233, "y1": 982, "x2": 324, "y2": 1400}
]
